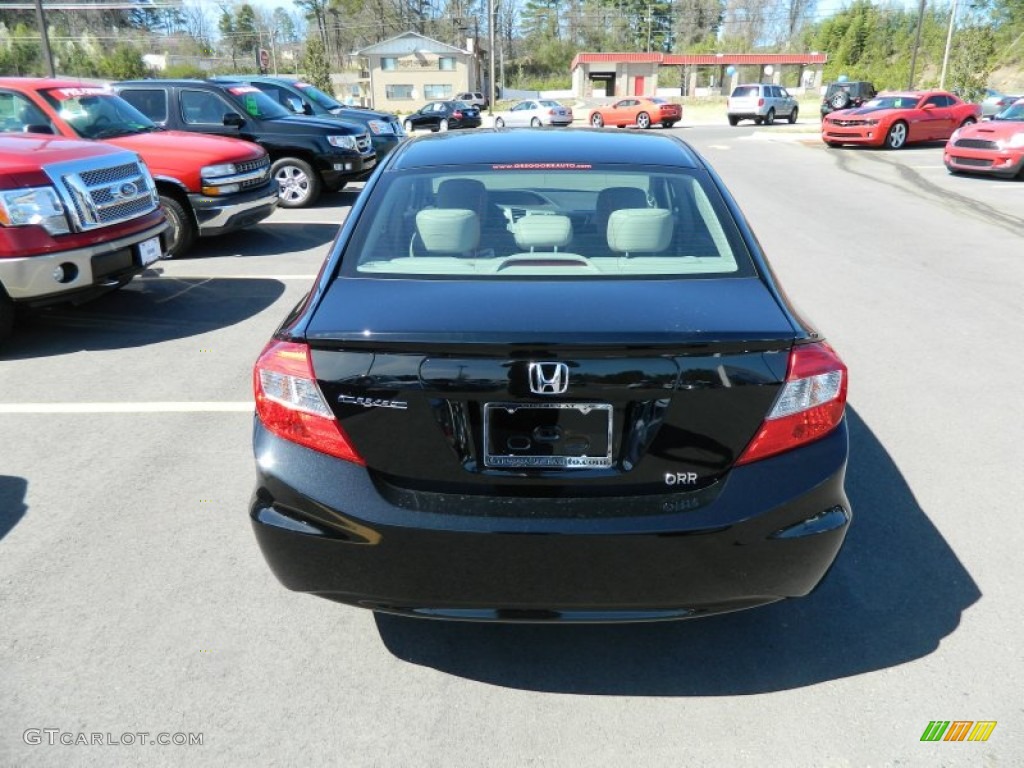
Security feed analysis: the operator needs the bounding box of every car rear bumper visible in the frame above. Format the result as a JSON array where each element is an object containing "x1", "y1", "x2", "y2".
[
  {"x1": 249, "y1": 418, "x2": 851, "y2": 622},
  {"x1": 190, "y1": 182, "x2": 279, "y2": 236},
  {"x1": 944, "y1": 147, "x2": 1024, "y2": 177}
]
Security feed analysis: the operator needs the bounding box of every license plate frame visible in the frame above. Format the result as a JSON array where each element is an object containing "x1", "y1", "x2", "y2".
[
  {"x1": 483, "y1": 402, "x2": 613, "y2": 469},
  {"x1": 136, "y1": 236, "x2": 161, "y2": 266}
]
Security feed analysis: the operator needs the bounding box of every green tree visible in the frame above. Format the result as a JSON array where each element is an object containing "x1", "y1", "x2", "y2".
[
  {"x1": 0, "y1": 23, "x2": 42, "y2": 76},
  {"x1": 272, "y1": 7, "x2": 297, "y2": 44},
  {"x1": 673, "y1": 0, "x2": 725, "y2": 51},
  {"x1": 948, "y1": 24, "x2": 995, "y2": 101},
  {"x1": 99, "y1": 43, "x2": 149, "y2": 80},
  {"x1": 218, "y1": 6, "x2": 237, "y2": 69},
  {"x1": 235, "y1": 3, "x2": 259, "y2": 60},
  {"x1": 302, "y1": 34, "x2": 331, "y2": 93}
]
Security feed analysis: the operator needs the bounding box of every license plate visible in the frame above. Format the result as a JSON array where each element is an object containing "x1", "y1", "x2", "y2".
[
  {"x1": 483, "y1": 402, "x2": 613, "y2": 469},
  {"x1": 137, "y1": 236, "x2": 161, "y2": 266}
]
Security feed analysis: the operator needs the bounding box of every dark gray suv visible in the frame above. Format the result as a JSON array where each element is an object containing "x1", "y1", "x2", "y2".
[{"x1": 820, "y1": 81, "x2": 876, "y2": 119}]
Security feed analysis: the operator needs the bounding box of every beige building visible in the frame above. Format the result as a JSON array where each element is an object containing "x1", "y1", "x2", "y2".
[{"x1": 356, "y1": 31, "x2": 485, "y2": 113}]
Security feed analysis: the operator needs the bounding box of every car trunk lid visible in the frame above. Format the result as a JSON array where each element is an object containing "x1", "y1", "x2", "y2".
[{"x1": 304, "y1": 277, "x2": 796, "y2": 499}]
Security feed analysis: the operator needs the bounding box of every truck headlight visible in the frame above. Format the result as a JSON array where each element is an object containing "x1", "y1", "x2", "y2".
[
  {"x1": 0, "y1": 187, "x2": 70, "y2": 235},
  {"x1": 201, "y1": 163, "x2": 240, "y2": 195},
  {"x1": 327, "y1": 135, "x2": 357, "y2": 150},
  {"x1": 201, "y1": 163, "x2": 238, "y2": 179}
]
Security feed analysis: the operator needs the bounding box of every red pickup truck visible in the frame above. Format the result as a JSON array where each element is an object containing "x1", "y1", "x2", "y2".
[
  {"x1": 0, "y1": 78, "x2": 279, "y2": 257},
  {"x1": 0, "y1": 133, "x2": 167, "y2": 342}
]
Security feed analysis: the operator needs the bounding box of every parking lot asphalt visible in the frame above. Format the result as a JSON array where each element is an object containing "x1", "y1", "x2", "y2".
[{"x1": 1, "y1": 129, "x2": 1022, "y2": 767}]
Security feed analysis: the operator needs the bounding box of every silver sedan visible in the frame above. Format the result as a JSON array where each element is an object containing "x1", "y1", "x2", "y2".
[{"x1": 493, "y1": 99, "x2": 574, "y2": 128}]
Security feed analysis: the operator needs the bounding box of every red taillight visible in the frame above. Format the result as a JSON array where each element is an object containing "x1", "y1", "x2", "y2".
[
  {"x1": 253, "y1": 339, "x2": 365, "y2": 465},
  {"x1": 735, "y1": 342, "x2": 848, "y2": 465},
  {"x1": 758, "y1": 98, "x2": 765, "y2": 107},
  {"x1": 452, "y1": 110, "x2": 463, "y2": 119}
]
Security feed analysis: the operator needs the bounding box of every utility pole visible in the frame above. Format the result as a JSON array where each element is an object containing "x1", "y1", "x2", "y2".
[
  {"x1": 939, "y1": 0, "x2": 959, "y2": 90},
  {"x1": 487, "y1": 0, "x2": 496, "y2": 113},
  {"x1": 907, "y1": 0, "x2": 926, "y2": 89},
  {"x1": 33, "y1": 0, "x2": 56, "y2": 77}
]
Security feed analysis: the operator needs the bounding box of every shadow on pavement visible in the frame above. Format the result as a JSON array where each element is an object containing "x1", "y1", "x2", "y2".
[
  {"x1": 186, "y1": 222, "x2": 342, "y2": 259},
  {"x1": 0, "y1": 475, "x2": 28, "y2": 542},
  {"x1": 375, "y1": 408, "x2": 980, "y2": 695},
  {"x1": 1, "y1": 276, "x2": 286, "y2": 360}
]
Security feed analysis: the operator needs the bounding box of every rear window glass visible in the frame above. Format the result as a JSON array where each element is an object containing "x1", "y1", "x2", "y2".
[
  {"x1": 731, "y1": 86, "x2": 758, "y2": 98},
  {"x1": 341, "y1": 165, "x2": 756, "y2": 279}
]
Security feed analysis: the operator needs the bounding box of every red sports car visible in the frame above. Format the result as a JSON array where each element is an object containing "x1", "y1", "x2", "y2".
[
  {"x1": 822, "y1": 90, "x2": 981, "y2": 149},
  {"x1": 588, "y1": 97, "x2": 682, "y2": 129},
  {"x1": 944, "y1": 98, "x2": 1024, "y2": 178}
]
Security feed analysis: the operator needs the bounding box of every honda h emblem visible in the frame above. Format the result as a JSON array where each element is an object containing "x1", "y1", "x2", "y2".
[{"x1": 528, "y1": 362, "x2": 569, "y2": 395}]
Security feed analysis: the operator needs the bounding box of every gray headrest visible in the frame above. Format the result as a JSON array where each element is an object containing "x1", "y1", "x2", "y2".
[
  {"x1": 416, "y1": 208, "x2": 480, "y2": 253},
  {"x1": 513, "y1": 214, "x2": 573, "y2": 250},
  {"x1": 606, "y1": 209, "x2": 673, "y2": 254}
]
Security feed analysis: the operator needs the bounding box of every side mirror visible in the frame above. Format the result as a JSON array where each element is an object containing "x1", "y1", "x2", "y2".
[
  {"x1": 223, "y1": 112, "x2": 245, "y2": 127},
  {"x1": 23, "y1": 124, "x2": 55, "y2": 135},
  {"x1": 302, "y1": 103, "x2": 314, "y2": 116}
]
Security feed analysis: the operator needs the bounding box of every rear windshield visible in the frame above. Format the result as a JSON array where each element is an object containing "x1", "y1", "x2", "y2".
[
  {"x1": 295, "y1": 81, "x2": 343, "y2": 111},
  {"x1": 342, "y1": 164, "x2": 756, "y2": 279},
  {"x1": 731, "y1": 86, "x2": 758, "y2": 98}
]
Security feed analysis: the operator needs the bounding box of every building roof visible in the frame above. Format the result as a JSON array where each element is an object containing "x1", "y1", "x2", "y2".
[
  {"x1": 571, "y1": 52, "x2": 828, "y2": 70},
  {"x1": 356, "y1": 31, "x2": 470, "y2": 57}
]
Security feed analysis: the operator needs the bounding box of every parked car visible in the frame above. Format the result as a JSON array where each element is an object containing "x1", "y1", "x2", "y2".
[
  {"x1": 822, "y1": 90, "x2": 981, "y2": 149},
  {"x1": 980, "y1": 89, "x2": 1023, "y2": 119},
  {"x1": 248, "y1": 129, "x2": 852, "y2": 622},
  {"x1": 211, "y1": 75, "x2": 405, "y2": 161},
  {"x1": 588, "y1": 97, "x2": 681, "y2": 129},
  {"x1": 820, "y1": 80, "x2": 876, "y2": 119},
  {"x1": 113, "y1": 79, "x2": 375, "y2": 208},
  {"x1": 493, "y1": 99, "x2": 574, "y2": 128},
  {"x1": 455, "y1": 91, "x2": 488, "y2": 110},
  {"x1": 944, "y1": 98, "x2": 1024, "y2": 178},
  {"x1": 0, "y1": 77, "x2": 278, "y2": 257},
  {"x1": 727, "y1": 84, "x2": 799, "y2": 126},
  {"x1": 402, "y1": 100, "x2": 481, "y2": 132},
  {"x1": 0, "y1": 134, "x2": 167, "y2": 341}
]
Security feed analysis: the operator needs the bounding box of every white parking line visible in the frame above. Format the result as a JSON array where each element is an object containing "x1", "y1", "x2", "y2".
[
  {"x1": 0, "y1": 402, "x2": 252, "y2": 414},
  {"x1": 138, "y1": 274, "x2": 318, "y2": 281}
]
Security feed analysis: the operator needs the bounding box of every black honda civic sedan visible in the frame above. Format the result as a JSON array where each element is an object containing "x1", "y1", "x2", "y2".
[
  {"x1": 250, "y1": 129, "x2": 851, "y2": 622},
  {"x1": 401, "y1": 100, "x2": 482, "y2": 132}
]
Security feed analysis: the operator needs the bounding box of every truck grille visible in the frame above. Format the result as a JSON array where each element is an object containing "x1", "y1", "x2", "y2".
[
  {"x1": 234, "y1": 156, "x2": 272, "y2": 189},
  {"x1": 356, "y1": 134, "x2": 372, "y2": 152},
  {"x1": 48, "y1": 154, "x2": 159, "y2": 233}
]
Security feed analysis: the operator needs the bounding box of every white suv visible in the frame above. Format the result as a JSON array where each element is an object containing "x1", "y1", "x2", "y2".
[
  {"x1": 727, "y1": 84, "x2": 799, "y2": 126},
  {"x1": 455, "y1": 91, "x2": 488, "y2": 110}
]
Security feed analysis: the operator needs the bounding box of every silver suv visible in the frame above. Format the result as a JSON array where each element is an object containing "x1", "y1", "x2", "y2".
[
  {"x1": 455, "y1": 91, "x2": 488, "y2": 110},
  {"x1": 727, "y1": 84, "x2": 799, "y2": 126}
]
